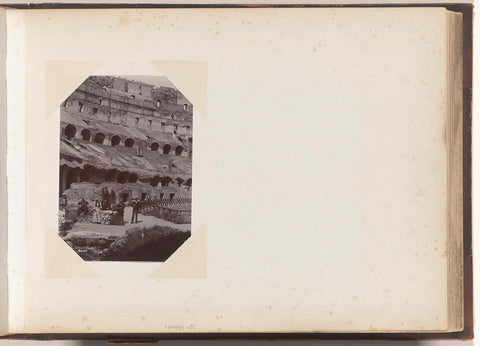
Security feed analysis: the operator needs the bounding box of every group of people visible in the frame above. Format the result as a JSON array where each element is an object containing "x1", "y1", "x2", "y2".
[
  {"x1": 59, "y1": 194, "x2": 145, "y2": 226},
  {"x1": 91, "y1": 198, "x2": 128, "y2": 225},
  {"x1": 74, "y1": 197, "x2": 141, "y2": 225}
]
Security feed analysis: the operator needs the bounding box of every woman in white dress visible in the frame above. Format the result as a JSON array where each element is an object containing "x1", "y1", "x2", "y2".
[{"x1": 92, "y1": 199, "x2": 101, "y2": 223}]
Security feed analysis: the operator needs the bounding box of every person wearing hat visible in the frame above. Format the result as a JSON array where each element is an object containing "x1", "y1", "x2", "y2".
[{"x1": 131, "y1": 197, "x2": 140, "y2": 224}]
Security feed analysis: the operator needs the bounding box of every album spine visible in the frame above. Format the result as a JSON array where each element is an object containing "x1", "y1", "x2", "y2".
[{"x1": 0, "y1": 7, "x2": 9, "y2": 336}]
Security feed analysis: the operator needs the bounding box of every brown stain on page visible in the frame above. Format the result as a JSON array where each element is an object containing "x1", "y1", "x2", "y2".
[{"x1": 118, "y1": 12, "x2": 132, "y2": 27}]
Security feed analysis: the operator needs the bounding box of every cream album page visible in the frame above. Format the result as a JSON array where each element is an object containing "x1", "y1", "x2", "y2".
[{"x1": 6, "y1": 7, "x2": 449, "y2": 332}]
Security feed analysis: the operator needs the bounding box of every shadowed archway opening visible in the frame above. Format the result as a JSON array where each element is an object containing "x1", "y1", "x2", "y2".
[
  {"x1": 111, "y1": 135, "x2": 121, "y2": 147},
  {"x1": 125, "y1": 138, "x2": 135, "y2": 148},
  {"x1": 81, "y1": 129, "x2": 91, "y2": 141},
  {"x1": 185, "y1": 178, "x2": 192, "y2": 191},
  {"x1": 94, "y1": 132, "x2": 105, "y2": 144},
  {"x1": 161, "y1": 176, "x2": 172, "y2": 187},
  {"x1": 128, "y1": 173, "x2": 138, "y2": 183},
  {"x1": 65, "y1": 124, "x2": 76, "y2": 140},
  {"x1": 65, "y1": 169, "x2": 77, "y2": 190},
  {"x1": 105, "y1": 169, "x2": 117, "y2": 182},
  {"x1": 117, "y1": 172, "x2": 129, "y2": 184},
  {"x1": 163, "y1": 144, "x2": 171, "y2": 155},
  {"x1": 79, "y1": 168, "x2": 90, "y2": 182},
  {"x1": 175, "y1": 145, "x2": 184, "y2": 156},
  {"x1": 150, "y1": 175, "x2": 161, "y2": 187}
]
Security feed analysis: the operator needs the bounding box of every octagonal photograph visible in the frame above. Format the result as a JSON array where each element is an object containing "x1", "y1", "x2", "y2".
[{"x1": 58, "y1": 75, "x2": 193, "y2": 261}]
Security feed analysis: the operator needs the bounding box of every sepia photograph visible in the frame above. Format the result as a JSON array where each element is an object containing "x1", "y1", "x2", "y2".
[{"x1": 58, "y1": 75, "x2": 193, "y2": 261}]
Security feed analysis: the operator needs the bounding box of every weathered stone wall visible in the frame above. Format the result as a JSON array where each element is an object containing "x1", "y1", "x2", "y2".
[
  {"x1": 62, "y1": 97, "x2": 190, "y2": 136},
  {"x1": 69, "y1": 86, "x2": 156, "y2": 118},
  {"x1": 112, "y1": 77, "x2": 154, "y2": 98},
  {"x1": 62, "y1": 75, "x2": 193, "y2": 141},
  {"x1": 63, "y1": 225, "x2": 190, "y2": 261},
  {"x1": 64, "y1": 181, "x2": 191, "y2": 207},
  {"x1": 60, "y1": 75, "x2": 193, "y2": 199},
  {"x1": 176, "y1": 93, "x2": 193, "y2": 112},
  {"x1": 144, "y1": 206, "x2": 191, "y2": 224}
]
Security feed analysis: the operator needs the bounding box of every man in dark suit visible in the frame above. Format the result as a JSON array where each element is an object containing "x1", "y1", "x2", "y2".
[{"x1": 131, "y1": 198, "x2": 140, "y2": 224}]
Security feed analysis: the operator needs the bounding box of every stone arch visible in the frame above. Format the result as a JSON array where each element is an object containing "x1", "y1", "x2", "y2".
[
  {"x1": 125, "y1": 138, "x2": 135, "y2": 148},
  {"x1": 150, "y1": 175, "x2": 161, "y2": 187},
  {"x1": 117, "y1": 172, "x2": 129, "y2": 184},
  {"x1": 64, "y1": 124, "x2": 76, "y2": 140},
  {"x1": 163, "y1": 144, "x2": 172, "y2": 155},
  {"x1": 111, "y1": 135, "x2": 121, "y2": 147},
  {"x1": 161, "y1": 176, "x2": 172, "y2": 187},
  {"x1": 81, "y1": 129, "x2": 91, "y2": 141},
  {"x1": 150, "y1": 142, "x2": 160, "y2": 151},
  {"x1": 94, "y1": 132, "x2": 105, "y2": 144},
  {"x1": 109, "y1": 190, "x2": 116, "y2": 205},
  {"x1": 79, "y1": 169, "x2": 89, "y2": 182},
  {"x1": 175, "y1": 145, "x2": 184, "y2": 156},
  {"x1": 105, "y1": 169, "x2": 117, "y2": 182},
  {"x1": 65, "y1": 168, "x2": 78, "y2": 190},
  {"x1": 128, "y1": 173, "x2": 138, "y2": 183},
  {"x1": 120, "y1": 191, "x2": 130, "y2": 203},
  {"x1": 185, "y1": 178, "x2": 192, "y2": 190}
]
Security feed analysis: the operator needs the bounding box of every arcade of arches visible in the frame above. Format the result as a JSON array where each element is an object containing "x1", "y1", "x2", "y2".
[
  {"x1": 59, "y1": 165, "x2": 190, "y2": 196},
  {"x1": 62, "y1": 125, "x2": 187, "y2": 157}
]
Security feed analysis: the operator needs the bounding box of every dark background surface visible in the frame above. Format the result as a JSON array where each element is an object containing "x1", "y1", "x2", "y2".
[
  {"x1": 0, "y1": 340, "x2": 474, "y2": 346},
  {"x1": 0, "y1": 3, "x2": 473, "y2": 344}
]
